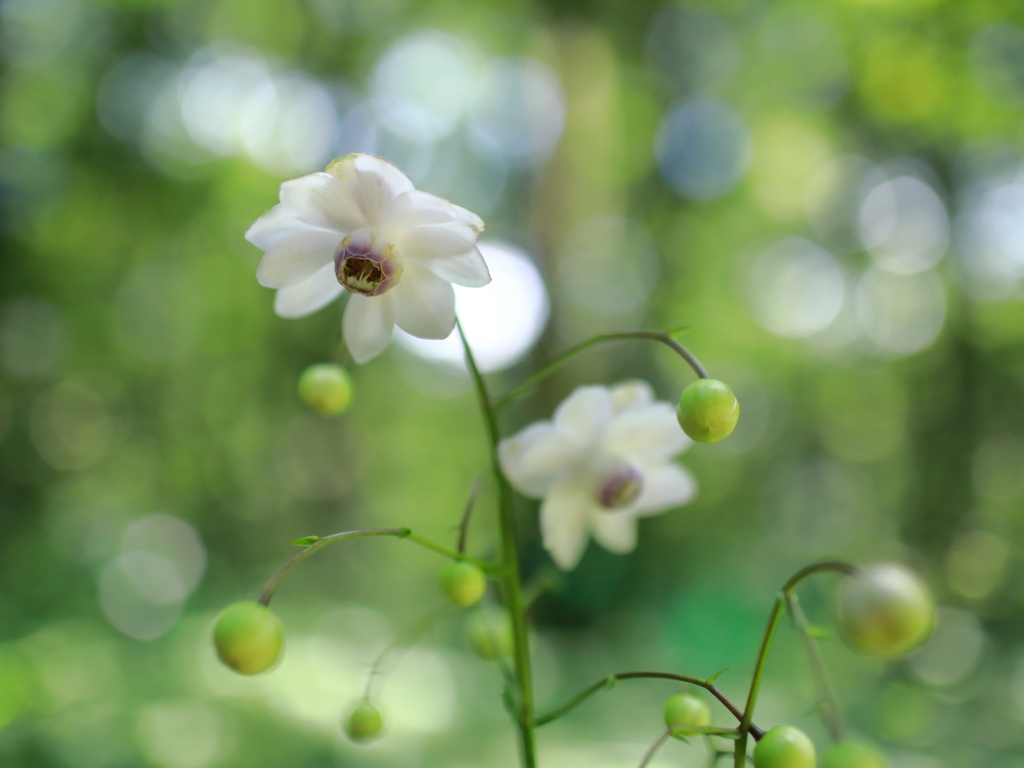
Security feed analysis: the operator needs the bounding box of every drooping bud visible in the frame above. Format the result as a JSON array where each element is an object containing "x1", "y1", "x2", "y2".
[
  {"x1": 440, "y1": 561, "x2": 487, "y2": 607},
  {"x1": 595, "y1": 464, "x2": 644, "y2": 509},
  {"x1": 821, "y1": 741, "x2": 888, "y2": 768},
  {"x1": 663, "y1": 693, "x2": 711, "y2": 739},
  {"x1": 467, "y1": 608, "x2": 514, "y2": 660},
  {"x1": 676, "y1": 379, "x2": 740, "y2": 443},
  {"x1": 213, "y1": 602, "x2": 284, "y2": 675},
  {"x1": 754, "y1": 725, "x2": 817, "y2": 768},
  {"x1": 837, "y1": 563, "x2": 933, "y2": 657},
  {"x1": 345, "y1": 701, "x2": 383, "y2": 743},
  {"x1": 297, "y1": 363, "x2": 353, "y2": 415},
  {"x1": 334, "y1": 227, "x2": 402, "y2": 296}
]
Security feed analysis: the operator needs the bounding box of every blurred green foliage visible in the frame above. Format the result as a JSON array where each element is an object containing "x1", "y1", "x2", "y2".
[{"x1": 4, "y1": 0, "x2": 1024, "y2": 766}]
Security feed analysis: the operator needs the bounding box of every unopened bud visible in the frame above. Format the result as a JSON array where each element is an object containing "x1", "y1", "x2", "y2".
[
  {"x1": 754, "y1": 725, "x2": 816, "y2": 768},
  {"x1": 297, "y1": 363, "x2": 353, "y2": 415},
  {"x1": 468, "y1": 609, "x2": 514, "y2": 660},
  {"x1": 440, "y1": 561, "x2": 487, "y2": 607},
  {"x1": 345, "y1": 701, "x2": 383, "y2": 743},
  {"x1": 213, "y1": 602, "x2": 284, "y2": 675},
  {"x1": 663, "y1": 693, "x2": 711, "y2": 739},
  {"x1": 837, "y1": 563, "x2": 933, "y2": 657},
  {"x1": 676, "y1": 379, "x2": 739, "y2": 443}
]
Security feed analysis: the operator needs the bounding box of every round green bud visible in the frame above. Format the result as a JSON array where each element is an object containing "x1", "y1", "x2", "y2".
[
  {"x1": 440, "y1": 561, "x2": 487, "y2": 607},
  {"x1": 663, "y1": 693, "x2": 711, "y2": 739},
  {"x1": 213, "y1": 602, "x2": 284, "y2": 675},
  {"x1": 676, "y1": 379, "x2": 740, "y2": 443},
  {"x1": 821, "y1": 741, "x2": 888, "y2": 768},
  {"x1": 467, "y1": 609, "x2": 514, "y2": 660},
  {"x1": 297, "y1": 363, "x2": 353, "y2": 415},
  {"x1": 837, "y1": 564, "x2": 934, "y2": 658},
  {"x1": 754, "y1": 726, "x2": 816, "y2": 768},
  {"x1": 345, "y1": 701, "x2": 383, "y2": 743}
]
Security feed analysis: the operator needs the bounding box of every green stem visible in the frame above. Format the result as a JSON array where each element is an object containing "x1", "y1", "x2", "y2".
[
  {"x1": 457, "y1": 477, "x2": 483, "y2": 554},
  {"x1": 734, "y1": 561, "x2": 857, "y2": 766},
  {"x1": 494, "y1": 331, "x2": 709, "y2": 410},
  {"x1": 258, "y1": 528, "x2": 497, "y2": 606},
  {"x1": 786, "y1": 592, "x2": 844, "y2": 742},
  {"x1": 534, "y1": 672, "x2": 763, "y2": 738},
  {"x1": 457, "y1": 319, "x2": 537, "y2": 768},
  {"x1": 638, "y1": 729, "x2": 673, "y2": 768},
  {"x1": 363, "y1": 605, "x2": 456, "y2": 700}
]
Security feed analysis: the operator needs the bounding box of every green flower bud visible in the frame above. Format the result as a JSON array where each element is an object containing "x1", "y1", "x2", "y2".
[
  {"x1": 345, "y1": 701, "x2": 383, "y2": 743},
  {"x1": 467, "y1": 608, "x2": 514, "y2": 660},
  {"x1": 440, "y1": 561, "x2": 487, "y2": 607},
  {"x1": 297, "y1": 363, "x2": 353, "y2": 415},
  {"x1": 837, "y1": 564, "x2": 934, "y2": 658},
  {"x1": 213, "y1": 602, "x2": 284, "y2": 675},
  {"x1": 754, "y1": 726, "x2": 816, "y2": 768},
  {"x1": 821, "y1": 741, "x2": 888, "y2": 768},
  {"x1": 663, "y1": 693, "x2": 711, "y2": 739},
  {"x1": 676, "y1": 379, "x2": 740, "y2": 443}
]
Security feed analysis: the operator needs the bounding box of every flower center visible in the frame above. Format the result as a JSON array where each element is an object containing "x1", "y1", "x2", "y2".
[
  {"x1": 334, "y1": 228, "x2": 402, "y2": 296},
  {"x1": 596, "y1": 465, "x2": 643, "y2": 509}
]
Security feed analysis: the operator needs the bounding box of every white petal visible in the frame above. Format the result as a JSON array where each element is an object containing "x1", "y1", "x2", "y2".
[
  {"x1": 256, "y1": 229, "x2": 339, "y2": 288},
  {"x1": 633, "y1": 463, "x2": 697, "y2": 515},
  {"x1": 343, "y1": 293, "x2": 396, "y2": 363},
  {"x1": 591, "y1": 511, "x2": 638, "y2": 554},
  {"x1": 540, "y1": 481, "x2": 593, "y2": 571},
  {"x1": 519, "y1": 432, "x2": 582, "y2": 477},
  {"x1": 553, "y1": 386, "x2": 614, "y2": 444},
  {"x1": 391, "y1": 264, "x2": 456, "y2": 340},
  {"x1": 325, "y1": 154, "x2": 415, "y2": 227},
  {"x1": 280, "y1": 172, "x2": 366, "y2": 233},
  {"x1": 273, "y1": 263, "x2": 344, "y2": 319},
  {"x1": 499, "y1": 422, "x2": 561, "y2": 498},
  {"x1": 245, "y1": 205, "x2": 316, "y2": 251},
  {"x1": 604, "y1": 403, "x2": 690, "y2": 461},
  {"x1": 427, "y1": 247, "x2": 491, "y2": 287},
  {"x1": 381, "y1": 189, "x2": 484, "y2": 234},
  {"x1": 398, "y1": 222, "x2": 482, "y2": 260},
  {"x1": 610, "y1": 380, "x2": 655, "y2": 414}
]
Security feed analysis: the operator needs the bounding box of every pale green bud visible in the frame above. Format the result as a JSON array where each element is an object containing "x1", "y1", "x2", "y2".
[
  {"x1": 345, "y1": 701, "x2": 383, "y2": 743},
  {"x1": 440, "y1": 561, "x2": 487, "y2": 607},
  {"x1": 663, "y1": 693, "x2": 711, "y2": 739},
  {"x1": 837, "y1": 564, "x2": 934, "y2": 657},
  {"x1": 754, "y1": 726, "x2": 816, "y2": 768},
  {"x1": 213, "y1": 602, "x2": 284, "y2": 675},
  {"x1": 676, "y1": 379, "x2": 739, "y2": 443},
  {"x1": 297, "y1": 363, "x2": 353, "y2": 415}
]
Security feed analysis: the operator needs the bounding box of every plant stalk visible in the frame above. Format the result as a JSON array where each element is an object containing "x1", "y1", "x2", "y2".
[{"x1": 458, "y1": 319, "x2": 537, "y2": 768}]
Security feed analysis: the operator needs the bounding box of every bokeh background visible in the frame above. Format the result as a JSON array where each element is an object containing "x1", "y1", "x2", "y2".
[{"x1": 2, "y1": 0, "x2": 1024, "y2": 766}]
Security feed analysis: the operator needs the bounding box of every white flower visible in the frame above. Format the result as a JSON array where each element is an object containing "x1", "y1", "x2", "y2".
[
  {"x1": 245, "y1": 153, "x2": 490, "y2": 363},
  {"x1": 498, "y1": 381, "x2": 697, "y2": 571}
]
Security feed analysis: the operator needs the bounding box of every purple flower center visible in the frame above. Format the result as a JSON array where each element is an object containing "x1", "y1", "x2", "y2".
[
  {"x1": 596, "y1": 465, "x2": 643, "y2": 509},
  {"x1": 334, "y1": 228, "x2": 402, "y2": 296}
]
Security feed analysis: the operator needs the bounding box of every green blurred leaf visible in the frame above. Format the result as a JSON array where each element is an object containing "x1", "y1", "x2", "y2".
[
  {"x1": 291, "y1": 536, "x2": 319, "y2": 546},
  {"x1": 706, "y1": 668, "x2": 729, "y2": 684}
]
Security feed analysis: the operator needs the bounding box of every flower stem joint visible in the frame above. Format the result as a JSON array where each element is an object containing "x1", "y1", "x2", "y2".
[{"x1": 676, "y1": 379, "x2": 740, "y2": 443}]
